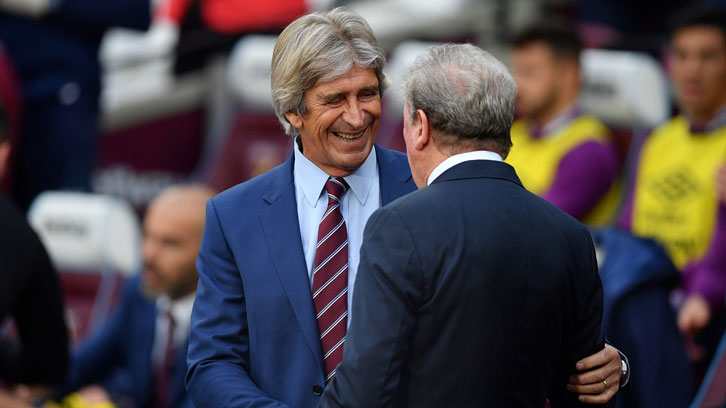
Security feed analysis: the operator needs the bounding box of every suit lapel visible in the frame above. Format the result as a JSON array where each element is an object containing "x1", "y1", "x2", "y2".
[
  {"x1": 259, "y1": 154, "x2": 325, "y2": 374},
  {"x1": 375, "y1": 145, "x2": 417, "y2": 205}
]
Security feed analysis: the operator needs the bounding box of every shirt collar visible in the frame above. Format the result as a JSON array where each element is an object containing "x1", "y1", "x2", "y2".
[
  {"x1": 687, "y1": 104, "x2": 726, "y2": 134},
  {"x1": 293, "y1": 138, "x2": 377, "y2": 206},
  {"x1": 156, "y1": 290, "x2": 196, "y2": 326},
  {"x1": 529, "y1": 104, "x2": 580, "y2": 139},
  {"x1": 427, "y1": 150, "x2": 502, "y2": 186}
]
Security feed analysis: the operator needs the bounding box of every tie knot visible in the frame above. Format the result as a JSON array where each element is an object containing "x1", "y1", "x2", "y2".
[{"x1": 325, "y1": 177, "x2": 348, "y2": 201}]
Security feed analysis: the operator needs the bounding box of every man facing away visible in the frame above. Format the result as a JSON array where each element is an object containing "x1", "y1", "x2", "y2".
[
  {"x1": 319, "y1": 43, "x2": 610, "y2": 408},
  {"x1": 186, "y1": 8, "x2": 624, "y2": 408},
  {"x1": 60, "y1": 184, "x2": 214, "y2": 408}
]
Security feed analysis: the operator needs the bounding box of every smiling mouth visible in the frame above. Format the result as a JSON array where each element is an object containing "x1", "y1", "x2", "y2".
[{"x1": 333, "y1": 129, "x2": 366, "y2": 141}]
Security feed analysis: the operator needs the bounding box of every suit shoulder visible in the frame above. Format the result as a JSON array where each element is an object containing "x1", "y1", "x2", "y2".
[{"x1": 211, "y1": 161, "x2": 290, "y2": 213}]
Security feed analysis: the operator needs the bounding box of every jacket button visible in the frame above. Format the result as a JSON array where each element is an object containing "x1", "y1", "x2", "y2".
[{"x1": 312, "y1": 384, "x2": 323, "y2": 396}]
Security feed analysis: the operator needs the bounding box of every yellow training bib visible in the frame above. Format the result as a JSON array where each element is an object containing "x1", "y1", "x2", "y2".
[
  {"x1": 632, "y1": 116, "x2": 726, "y2": 269},
  {"x1": 507, "y1": 114, "x2": 619, "y2": 226}
]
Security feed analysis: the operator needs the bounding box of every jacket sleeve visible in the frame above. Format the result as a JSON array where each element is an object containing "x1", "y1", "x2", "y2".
[
  {"x1": 61, "y1": 278, "x2": 135, "y2": 395},
  {"x1": 0, "y1": 233, "x2": 69, "y2": 385},
  {"x1": 549, "y1": 227, "x2": 611, "y2": 408},
  {"x1": 185, "y1": 199, "x2": 290, "y2": 408}
]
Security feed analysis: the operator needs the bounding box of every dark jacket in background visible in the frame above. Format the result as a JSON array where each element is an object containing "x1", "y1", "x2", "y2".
[{"x1": 0, "y1": 194, "x2": 69, "y2": 384}]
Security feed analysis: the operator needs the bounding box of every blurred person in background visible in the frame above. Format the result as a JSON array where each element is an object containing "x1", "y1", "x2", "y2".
[
  {"x1": 506, "y1": 20, "x2": 622, "y2": 227},
  {"x1": 56, "y1": 184, "x2": 214, "y2": 408},
  {"x1": 186, "y1": 7, "x2": 625, "y2": 408},
  {"x1": 0, "y1": 0, "x2": 151, "y2": 210},
  {"x1": 613, "y1": 4, "x2": 726, "y2": 407},
  {"x1": 153, "y1": 0, "x2": 307, "y2": 73},
  {"x1": 0, "y1": 105, "x2": 69, "y2": 406}
]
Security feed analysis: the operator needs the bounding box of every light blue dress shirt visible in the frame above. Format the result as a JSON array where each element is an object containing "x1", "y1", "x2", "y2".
[{"x1": 293, "y1": 140, "x2": 380, "y2": 324}]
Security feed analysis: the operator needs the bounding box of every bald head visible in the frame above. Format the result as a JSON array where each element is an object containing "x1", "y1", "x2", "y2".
[{"x1": 142, "y1": 184, "x2": 216, "y2": 299}]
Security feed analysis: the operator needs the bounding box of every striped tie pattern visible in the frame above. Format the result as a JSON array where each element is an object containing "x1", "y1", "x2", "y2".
[{"x1": 312, "y1": 177, "x2": 349, "y2": 383}]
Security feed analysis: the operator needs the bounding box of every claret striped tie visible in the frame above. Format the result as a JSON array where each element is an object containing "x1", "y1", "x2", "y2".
[{"x1": 312, "y1": 176, "x2": 349, "y2": 383}]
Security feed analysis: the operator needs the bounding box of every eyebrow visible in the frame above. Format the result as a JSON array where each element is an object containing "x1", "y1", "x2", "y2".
[{"x1": 320, "y1": 85, "x2": 380, "y2": 103}]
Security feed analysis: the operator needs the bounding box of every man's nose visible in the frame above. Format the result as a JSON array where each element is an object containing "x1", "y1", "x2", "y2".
[
  {"x1": 142, "y1": 239, "x2": 156, "y2": 263},
  {"x1": 343, "y1": 99, "x2": 365, "y2": 128}
]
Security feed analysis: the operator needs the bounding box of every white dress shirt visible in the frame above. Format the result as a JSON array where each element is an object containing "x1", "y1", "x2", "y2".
[
  {"x1": 427, "y1": 150, "x2": 503, "y2": 186},
  {"x1": 293, "y1": 140, "x2": 381, "y2": 323},
  {"x1": 152, "y1": 291, "x2": 195, "y2": 369}
]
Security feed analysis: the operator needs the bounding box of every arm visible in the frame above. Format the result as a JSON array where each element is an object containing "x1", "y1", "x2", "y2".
[
  {"x1": 185, "y1": 200, "x2": 290, "y2": 408},
  {"x1": 550, "y1": 229, "x2": 610, "y2": 407},
  {"x1": 542, "y1": 141, "x2": 620, "y2": 221},
  {"x1": 678, "y1": 201, "x2": 726, "y2": 336},
  {"x1": 2, "y1": 235, "x2": 69, "y2": 385},
  {"x1": 319, "y1": 207, "x2": 424, "y2": 408},
  {"x1": 61, "y1": 279, "x2": 134, "y2": 395},
  {"x1": 567, "y1": 344, "x2": 627, "y2": 404}
]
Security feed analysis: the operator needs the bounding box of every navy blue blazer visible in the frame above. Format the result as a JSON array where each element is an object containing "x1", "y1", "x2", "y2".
[
  {"x1": 63, "y1": 275, "x2": 192, "y2": 408},
  {"x1": 186, "y1": 145, "x2": 416, "y2": 407},
  {"x1": 319, "y1": 160, "x2": 608, "y2": 407}
]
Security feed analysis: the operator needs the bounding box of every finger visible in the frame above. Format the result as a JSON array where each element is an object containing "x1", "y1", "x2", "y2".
[
  {"x1": 578, "y1": 388, "x2": 617, "y2": 405},
  {"x1": 569, "y1": 358, "x2": 618, "y2": 385},
  {"x1": 567, "y1": 372, "x2": 619, "y2": 394},
  {"x1": 575, "y1": 346, "x2": 613, "y2": 370}
]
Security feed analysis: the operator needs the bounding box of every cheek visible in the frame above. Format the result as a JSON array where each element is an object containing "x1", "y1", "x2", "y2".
[
  {"x1": 363, "y1": 99, "x2": 382, "y2": 117},
  {"x1": 316, "y1": 110, "x2": 343, "y2": 134}
]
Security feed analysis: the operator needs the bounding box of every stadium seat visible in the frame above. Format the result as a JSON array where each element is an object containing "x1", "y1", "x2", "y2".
[
  {"x1": 27, "y1": 192, "x2": 141, "y2": 342},
  {"x1": 580, "y1": 48, "x2": 670, "y2": 157}
]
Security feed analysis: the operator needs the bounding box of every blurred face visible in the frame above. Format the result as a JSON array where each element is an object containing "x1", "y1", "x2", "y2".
[
  {"x1": 142, "y1": 199, "x2": 203, "y2": 299},
  {"x1": 669, "y1": 26, "x2": 726, "y2": 121},
  {"x1": 286, "y1": 66, "x2": 381, "y2": 177},
  {"x1": 512, "y1": 42, "x2": 561, "y2": 121}
]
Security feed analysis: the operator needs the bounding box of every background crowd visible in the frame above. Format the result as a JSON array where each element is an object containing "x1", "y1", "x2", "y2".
[{"x1": 1, "y1": 0, "x2": 725, "y2": 407}]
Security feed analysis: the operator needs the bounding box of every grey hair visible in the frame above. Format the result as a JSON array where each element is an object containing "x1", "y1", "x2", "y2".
[
  {"x1": 403, "y1": 43, "x2": 517, "y2": 157},
  {"x1": 271, "y1": 7, "x2": 387, "y2": 136}
]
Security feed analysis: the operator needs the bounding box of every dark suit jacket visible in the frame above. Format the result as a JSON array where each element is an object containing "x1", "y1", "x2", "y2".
[
  {"x1": 0, "y1": 194, "x2": 68, "y2": 384},
  {"x1": 186, "y1": 145, "x2": 417, "y2": 407},
  {"x1": 63, "y1": 274, "x2": 192, "y2": 408},
  {"x1": 319, "y1": 160, "x2": 607, "y2": 408}
]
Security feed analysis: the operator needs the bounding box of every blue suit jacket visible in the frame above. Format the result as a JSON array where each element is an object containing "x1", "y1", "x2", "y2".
[
  {"x1": 186, "y1": 145, "x2": 416, "y2": 407},
  {"x1": 63, "y1": 275, "x2": 192, "y2": 408}
]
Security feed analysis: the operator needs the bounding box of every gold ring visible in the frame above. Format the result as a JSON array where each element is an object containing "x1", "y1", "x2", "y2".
[{"x1": 603, "y1": 380, "x2": 608, "y2": 389}]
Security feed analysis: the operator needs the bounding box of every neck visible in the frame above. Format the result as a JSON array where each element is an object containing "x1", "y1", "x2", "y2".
[
  {"x1": 687, "y1": 103, "x2": 725, "y2": 125},
  {"x1": 532, "y1": 95, "x2": 577, "y2": 126},
  {"x1": 168, "y1": 284, "x2": 197, "y2": 301}
]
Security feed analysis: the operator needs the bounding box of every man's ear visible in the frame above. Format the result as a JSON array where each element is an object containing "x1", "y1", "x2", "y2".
[
  {"x1": 285, "y1": 112, "x2": 303, "y2": 130},
  {"x1": 0, "y1": 141, "x2": 10, "y2": 182},
  {"x1": 414, "y1": 109, "x2": 431, "y2": 151}
]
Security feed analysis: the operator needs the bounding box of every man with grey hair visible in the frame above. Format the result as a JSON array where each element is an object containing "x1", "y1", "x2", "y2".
[
  {"x1": 187, "y1": 8, "x2": 416, "y2": 407},
  {"x1": 319, "y1": 43, "x2": 609, "y2": 407},
  {"x1": 187, "y1": 8, "x2": 621, "y2": 408}
]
